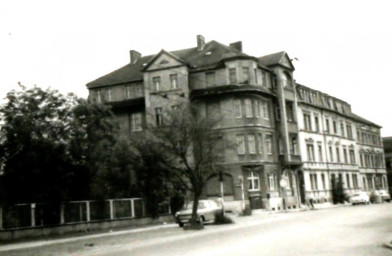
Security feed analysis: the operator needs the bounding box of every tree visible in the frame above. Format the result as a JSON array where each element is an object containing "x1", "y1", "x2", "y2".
[
  {"x1": 144, "y1": 103, "x2": 224, "y2": 226},
  {"x1": 0, "y1": 84, "x2": 79, "y2": 204},
  {"x1": 69, "y1": 99, "x2": 143, "y2": 200}
]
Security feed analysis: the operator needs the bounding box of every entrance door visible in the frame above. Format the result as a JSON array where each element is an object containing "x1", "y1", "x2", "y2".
[{"x1": 249, "y1": 196, "x2": 262, "y2": 209}]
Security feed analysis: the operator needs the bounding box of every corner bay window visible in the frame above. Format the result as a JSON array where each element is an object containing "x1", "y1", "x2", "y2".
[
  {"x1": 266, "y1": 134, "x2": 273, "y2": 154},
  {"x1": 237, "y1": 135, "x2": 245, "y2": 155},
  {"x1": 248, "y1": 135, "x2": 256, "y2": 154},
  {"x1": 229, "y1": 68, "x2": 237, "y2": 84}
]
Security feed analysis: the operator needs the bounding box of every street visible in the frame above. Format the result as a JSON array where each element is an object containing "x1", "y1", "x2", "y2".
[{"x1": 2, "y1": 203, "x2": 392, "y2": 256}]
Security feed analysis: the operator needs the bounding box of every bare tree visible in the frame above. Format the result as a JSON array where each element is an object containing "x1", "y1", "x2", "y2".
[{"x1": 146, "y1": 103, "x2": 224, "y2": 226}]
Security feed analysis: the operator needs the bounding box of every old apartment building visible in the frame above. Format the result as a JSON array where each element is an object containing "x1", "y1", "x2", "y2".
[{"x1": 86, "y1": 35, "x2": 387, "y2": 210}]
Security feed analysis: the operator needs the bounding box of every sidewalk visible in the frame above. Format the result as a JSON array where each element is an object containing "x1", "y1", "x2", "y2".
[
  {"x1": 0, "y1": 223, "x2": 177, "y2": 252},
  {"x1": 0, "y1": 202, "x2": 347, "y2": 253}
]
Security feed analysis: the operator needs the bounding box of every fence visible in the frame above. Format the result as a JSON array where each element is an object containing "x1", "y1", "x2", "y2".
[{"x1": 0, "y1": 198, "x2": 168, "y2": 230}]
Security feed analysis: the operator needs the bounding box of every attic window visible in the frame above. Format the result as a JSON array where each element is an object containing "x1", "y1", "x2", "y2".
[
  {"x1": 205, "y1": 51, "x2": 212, "y2": 55},
  {"x1": 160, "y1": 59, "x2": 169, "y2": 64}
]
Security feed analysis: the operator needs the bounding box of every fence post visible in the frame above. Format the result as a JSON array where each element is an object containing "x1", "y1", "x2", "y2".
[
  {"x1": 60, "y1": 204, "x2": 65, "y2": 224},
  {"x1": 109, "y1": 200, "x2": 114, "y2": 220},
  {"x1": 0, "y1": 206, "x2": 3, "y2": 230},
  {"x1": 31, "y1": 203, "x2": 36, "y2": 227},
  {"x1": 86, "y1": 201, "x2": 90, "y2": 222},
  {"x1": 131, "y1": 199, "x2": 135, "y2": 218},
  {"x1": 141, "y1": 199, "x2": 145, "y2": 217}
]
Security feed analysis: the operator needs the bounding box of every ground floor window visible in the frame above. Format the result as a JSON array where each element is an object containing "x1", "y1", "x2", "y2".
[
  {"x1": 268, "y1": 173, "x2": 277, "y2": 190},
  {"x1": 247, "y1": 171, "x2": 260, "y2": 191}
]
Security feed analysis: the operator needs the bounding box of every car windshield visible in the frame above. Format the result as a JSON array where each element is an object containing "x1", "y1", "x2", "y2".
[{"x1": 186, "y1": 201, "x2": 207, "y2": 209}]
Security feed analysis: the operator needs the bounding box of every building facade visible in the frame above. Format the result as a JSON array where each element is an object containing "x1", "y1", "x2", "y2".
[
  {"x1": 382, "y1": 137, "x2": 392, "y2": 195},
  {"x1": 86, "y1": 35, "x2": 386, "y2": 211},
  {"x1": 296, "y1": 85, "x2": 387, "y2": 203}
]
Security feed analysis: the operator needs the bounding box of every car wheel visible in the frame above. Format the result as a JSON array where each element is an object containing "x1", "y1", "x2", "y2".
[
  {"x1": 198, "y1": 216, "x2": 204, "y2": 225},
  {"x1": 179, "y1": 222, "x2": 184, "y2": 227}
]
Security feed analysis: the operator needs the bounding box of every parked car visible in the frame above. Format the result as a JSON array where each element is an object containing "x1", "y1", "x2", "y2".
[
  {"x1": 378, "y1": 190, "x2": 391, "y2": 202},
  {"x1": 350, "y1": 192, "x2": 370, "y2": 205},
  {"x1": 175, "y1": 200, "x2": 222, "y2": 227}
]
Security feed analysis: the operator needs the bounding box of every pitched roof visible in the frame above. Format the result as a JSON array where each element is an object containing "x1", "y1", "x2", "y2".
[
  {"x1": 258, "y1": 51, "x2": 286, "y2": 66},
  {"x1": 350, "y1": 113, "x2": 381, "y2": 128},
  {"x1": 87, "y1": 40, "x2": 252, "y2": 88}
]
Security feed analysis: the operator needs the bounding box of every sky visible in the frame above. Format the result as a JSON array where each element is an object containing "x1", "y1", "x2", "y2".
[{"x1": 1, "y1": 0, "x2": 392, "y2": 136}]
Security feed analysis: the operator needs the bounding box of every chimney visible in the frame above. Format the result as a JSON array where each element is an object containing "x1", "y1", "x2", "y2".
[
  {"x1": 130, "y1": 50, "x2": 142, "y2": 64},
  {"x1": 229, "y1": 41, "x2": 242, "y2": 52},
  {"x1": 197, "y1": 35, "x2": 205, "y2": 51}
]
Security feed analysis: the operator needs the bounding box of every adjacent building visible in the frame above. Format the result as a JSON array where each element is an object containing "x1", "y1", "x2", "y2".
[
  {"x1": 383, "y1": 137, "x2": 392, "y2": 195},
  {"x1": 86, "y1": 35, "x2": 387, "y2": 211}
]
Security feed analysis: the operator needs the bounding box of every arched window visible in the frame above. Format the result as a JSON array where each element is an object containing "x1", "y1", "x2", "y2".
[{"x1": 248, "y1": 171, "x2": 260, "y2": 191}]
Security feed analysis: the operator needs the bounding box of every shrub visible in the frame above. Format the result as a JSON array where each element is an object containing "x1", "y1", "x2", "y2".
[
  {"x1": 239, "y1": 205, "x2": 252, "y2": 216},
  {"x1": 214, "y1": 212, "x2": 234, "y2": 225}
]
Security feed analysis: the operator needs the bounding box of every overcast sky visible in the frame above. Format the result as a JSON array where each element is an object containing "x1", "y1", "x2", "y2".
[{"x1": 1, "y1": 0, "x2": 392, "y2": 136}]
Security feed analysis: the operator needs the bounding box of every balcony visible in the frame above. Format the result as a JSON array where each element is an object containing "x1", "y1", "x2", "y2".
[{"x1": 279, "y1": 154, "x2": 302, "y2": 168}]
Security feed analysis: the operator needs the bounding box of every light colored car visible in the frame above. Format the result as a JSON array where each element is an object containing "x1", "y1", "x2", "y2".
[
  {"x1": 350, "y1": 192, "x2": 370, "y2": 205},
  {"x1": 175, "y1": 200, "x2": 222, "y2": 227},
  {"x1": 378, "y1": 190, "x2": 391, "y2": 202}
]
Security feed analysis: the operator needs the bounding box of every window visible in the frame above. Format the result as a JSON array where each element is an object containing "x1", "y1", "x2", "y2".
[
  {"x1": 346, "y1": 124, "x2": 353, "y2": 139},
  {"x1": 229, "y1": 68, "x2": 237, "y2": 84},
  {"x1": 170, "y1": 74, "x2": 178, "y2": 89},
  {"x1": 261, "y1": 101, "x2": 269, "y2": 119},
  {"x1": 333, "y1": 120, "x2": 337, "y2": 134},
  {"x1": 360, "y1": 153, "x2": 364, "y2": 167},
  {"x1": 245, "y1": 99, "x2": 252, "y2": 117},
  {"x1": 254, "y1": 68, "x2": 258, "y2": 84},
  {"x1": 352, "y1": 174, "x2": 358, "y2": 188},
  {"x1": 349, "y1": 150, "x2": 355, "y2": 164},
  {"x1": 306, "y1": 144, "x2": 315, "y2": 162},
  {"x1": 96, "y1": 90, "x2": 102, "y2": 103},
  {"x1": 237, "y1": 135, "x2": 245, "y2": 154},
  {"x1": 155, "y1": 107, "x2": 163, "y2": 126},
  {"x1": 335, "y1": 147, "x2": 340, "y2": 162},
  {"x1": 329, "y1": 146, "x2": 334, "y2": 162},
  {"x1": 258, "y1": 134, "x2": 263, "y2": 155},
  {"x1": 340, "y1": 122, "x2": 345, "y2": 137},
  {"x1": 234, "y1": 99, "x2": 242, "y2": 118},
  {"x1": 206, "y1": 72, "x2": 215, "y2": 87},
  {"x1": 290, "y1": 137, "x2": 297, "y2": 155},
  {"x1": 242, "y1": 67, "x2": 250, "y2": 84},
  {"x1": 357, "y1": 131, "x2": 361, "y2": 142},
  {"x1": 318, "y1": 144, "x2": 323, "y2": 162},
  {"x1": 131, "y1": 113, "x2": 142, "y2": 131},
  {"x1": 363, "y1": 177, "x2": 367, "y2": 189},
  {"x1": 310, "y1": 174, "x2": 318, "y2": 190},
  {"x1": 266, "y1": 134, "x2": 273, "y2": 154},
  {"x1": 303, "y1": 113, "x2": 312, "y2": 131},
  {"x1": 248, "y1": 172, "x2": 260, "y2": 191},
  {"x1": 314, "y1": 115, "x2": 320, "y2": 132},
  {"x1": 106, "y1": 89, "x2": 112, "y2": 101},
  {"x1": 254, "y1": 100, "x2": 260, "y2": 118},
  {"x1": 343, "y1": 147, "x2": 348, "y2": 164},
  {"x1": 248, "y1": 135, "x2": 256, "y2": 154},
  {"x1": 286, "y1": 102, "x2": 294, "y2": 122},
  {"x1": 321, "y1": 174, "x2": 326, "y2": 189},
  {"x1": 269, "y1": 174, "x2": 276, "y2": 190},
  {"x1": 346, "y1": 174, "x2": 351, "y2": 188},
  {"x1": 325, "y1": 118, "x2": 330, "y2": 133},
  {"x1": 153, "y1": 76, "x2": 161, "y2": 91}
]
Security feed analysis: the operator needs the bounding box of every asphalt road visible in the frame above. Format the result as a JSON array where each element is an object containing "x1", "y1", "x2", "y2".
[{"x1": 3, "y1": 203, "x2": 392, "y2": 256}]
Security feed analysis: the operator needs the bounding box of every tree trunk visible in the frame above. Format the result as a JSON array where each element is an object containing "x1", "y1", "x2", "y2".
[{"x1": 190, "y1": 192, "x2": 201, "y2": 226}]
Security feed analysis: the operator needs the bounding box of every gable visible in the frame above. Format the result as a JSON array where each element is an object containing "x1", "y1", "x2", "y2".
[
  {"x1": 144, "y1": 51, "x2": 186, "y2": 71},
  {"x1": 279, "y1": 53, "x2": 295, "y2": 70}
]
